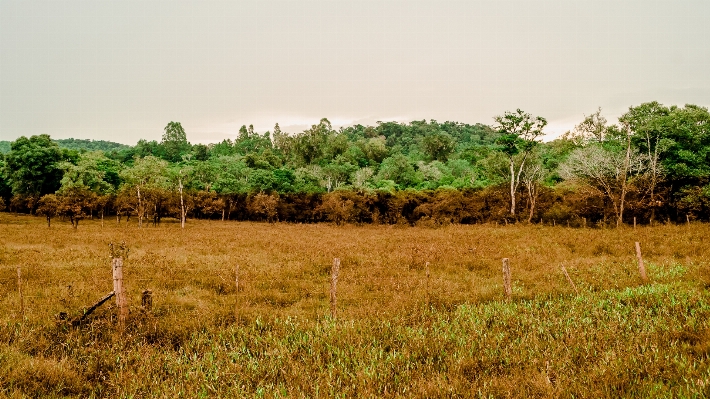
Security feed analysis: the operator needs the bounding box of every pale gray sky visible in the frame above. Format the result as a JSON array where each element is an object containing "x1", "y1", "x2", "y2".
[{"x1": 1, "y1": 0, "x2": 709, "y2": 144}]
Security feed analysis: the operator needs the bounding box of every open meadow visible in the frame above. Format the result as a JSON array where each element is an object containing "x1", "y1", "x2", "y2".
[{"x1": 1, "y1": 214, "x2": 709, "y2": 398}]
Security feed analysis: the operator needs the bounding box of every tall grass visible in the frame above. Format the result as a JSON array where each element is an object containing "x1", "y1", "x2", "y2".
[{"x1": 0, "y1": 214, "x2": 709, "y2": 397}]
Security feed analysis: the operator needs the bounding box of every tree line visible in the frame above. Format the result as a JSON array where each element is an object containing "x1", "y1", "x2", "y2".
[{"x1": 0, "y1": 101, "x2": 708, "y2": 228}]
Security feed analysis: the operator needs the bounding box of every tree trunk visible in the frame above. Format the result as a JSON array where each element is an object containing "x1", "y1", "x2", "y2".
[
  {"x1": 179, "y1": 177, "x2": 186, "y2": 229},
  {"x1": 618, "y1": 131, "x2": 632, "y2": 227},
  {"x1": 137, "y1": 186, "x2": 143, "y2": 228},
  {"x1": 526, "y1": 184, "x2": 537, "y2": 224},
  {"x1": 509, "y1": 157, "x2": 516, "y2": 216}
]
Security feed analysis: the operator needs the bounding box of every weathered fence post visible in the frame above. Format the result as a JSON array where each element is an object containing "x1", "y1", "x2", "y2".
[
  {"x1": 583, "y1": 217, "x2": 587, "y2": 228},
  {"x1": 17, "y1": 267, "x2": 24, "y2": 317},
  {"x1": 561, "y1": 266, "x2": 578, "y2": 294},
  {"x1": 635, "y1": 242, "x2": 648, "y2": 283},
  {"x1": 331, "y1": 258, "x2": 340, "y2": 319},
  {"x1": 633, "y1": 217, "x2": 637, "y2": 230},
  {"x1": 110, "y1": 243, "x2": 129, "y2": 329},
  {"x1": 502, "y1": 258, "x2": 512, "y2": 301},
  {"x1": 687, "y1": 214, "x2": 690, "y2": 225}
]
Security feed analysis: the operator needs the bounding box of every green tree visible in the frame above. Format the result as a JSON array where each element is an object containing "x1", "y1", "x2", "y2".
[
  {"x1": 57, "y1": 151, "x2": 117, "y2": 225},
  {"x1": 161, "y1": 121, "x2": 190, "y2": 162},
  {"x1": 322, "y1": 157, "x2": 358, "y2": 192},
  {"x1": 119, "y1": 156, "x2": 169, "y2": 227},
  {"x1": 421, "y1": 131, "x2": 456, "y2": 161},
  {"x1": 0, "y1": 157, "x2": 11, "y2": 205},
  {"x1": 619, "y1": 102, "x2": 672, "y2": 222},
  {"x1": 293, "y1": 118, "x2": 333, "y2": 165},
  {"x1": 493, "y1": 109, "x2": 547, "y2": 217},
  {"x1": 376, "y1": 154, "x2": 420, "y2": 189},
  {"x1": 2, "y1": 135, "x2": 65, "y2": 199}
]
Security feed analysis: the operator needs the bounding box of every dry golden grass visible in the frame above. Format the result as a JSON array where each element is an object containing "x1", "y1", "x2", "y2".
[{"x1": 1, "y1": 213, "x2": 709, "y2": 398}]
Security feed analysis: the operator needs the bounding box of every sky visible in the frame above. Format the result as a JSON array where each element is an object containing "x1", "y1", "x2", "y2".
[{"x1": 1, "y1": 0, "x2": 709, "y2": 145}]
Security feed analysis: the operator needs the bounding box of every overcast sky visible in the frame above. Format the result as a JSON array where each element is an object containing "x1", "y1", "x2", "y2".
[{"x1": 1, "y1": 0, "x2": 709, "y2": 145}]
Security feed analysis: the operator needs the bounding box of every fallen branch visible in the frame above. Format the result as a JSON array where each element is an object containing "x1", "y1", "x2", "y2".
[{"x1": 71, "y1": 291, "x2": 115, "y2": 326}]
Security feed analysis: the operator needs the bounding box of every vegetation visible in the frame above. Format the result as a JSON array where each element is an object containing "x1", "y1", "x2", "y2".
[
  {"x1": 2, "y1": 102, "x2": 709, "y2": 226},
  {"x1": 0, "y1": 138, "x2": 130, "y2": 154},
  {"x1": 0, "y1": 215, "x2": 709, "y2": 397}
]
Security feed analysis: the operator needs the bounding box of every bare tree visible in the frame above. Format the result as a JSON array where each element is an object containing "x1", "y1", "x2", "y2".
[
  {"x1": 560, "y1": 145, "x2": 649, "y2": 227},
  {"x1": 520, "y1": 156, "x2": 546, "y2": 224}
]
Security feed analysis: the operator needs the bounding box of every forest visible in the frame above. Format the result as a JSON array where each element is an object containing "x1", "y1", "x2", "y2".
[{"x1": 1, "y1": 101, "x2": 709, "y2": 227}]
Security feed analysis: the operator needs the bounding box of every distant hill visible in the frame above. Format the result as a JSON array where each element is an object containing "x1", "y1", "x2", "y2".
[
  {"x1": 0, "y1": 138, "x2": 131, "y2": 154},
  {"x1": 54, "y1": 138, "x2": 132, "y2": 152}
]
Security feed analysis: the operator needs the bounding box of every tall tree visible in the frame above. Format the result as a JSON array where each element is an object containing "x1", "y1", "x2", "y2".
[
  {"x1": 2, "y1": 135, "x2": 65, "y2": 199},
  {"x1": 421, "y1": 130, "x2": 456, "y2": 161},
  {"x1": 56, "y1": 151, "x2": 116, "y2": 226},
  {"x1": 619, "y1": 102, "x2": 671, "y2": 222},
  {"x1": 161, "y1": 121, "x2": 190, "y2": 162},
  {"x1": 493, "y1": 109, "x2": 547, "y2": 217},
  {"x1": 119, "y1": 156, "x2": 169, "y2": 227}
]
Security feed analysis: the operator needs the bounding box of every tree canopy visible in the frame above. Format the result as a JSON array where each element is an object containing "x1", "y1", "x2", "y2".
[{"x1": 3, "y1": 103, "x2": 710, "y2": 225}]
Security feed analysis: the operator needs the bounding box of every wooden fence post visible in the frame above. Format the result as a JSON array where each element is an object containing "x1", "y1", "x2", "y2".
[
  {"x1": 17, "y1": 267, "x2": 24, "y2": 317},
  {"x1": 331, "y1": 258, "x2": 340, "y2": 319},
  {"x1": 583, "y1": 217, "x2": 586, "y2": 228},
  {"x1": 561, "y1": 266, "x2": 578, "y2": 294},
  {"x1": 112, "y1": 257, "x2": 127, "y2": 328},
  {"x1": 635, "y1": 242, "x2": 648, "y2": 283},
  {"x1": 110, "y1": 242, "x2": 129, "y2": 329},
  {"x1": 502, "y1": 258, "x2": 512, "y2": 301},
  {"x1": 633, "y1": 217, "x2": 636, "y2": 230}
]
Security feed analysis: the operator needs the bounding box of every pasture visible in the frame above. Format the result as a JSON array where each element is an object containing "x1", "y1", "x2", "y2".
[{"x1": 0, "y1": 214, "x2": 709, "y2": 398}]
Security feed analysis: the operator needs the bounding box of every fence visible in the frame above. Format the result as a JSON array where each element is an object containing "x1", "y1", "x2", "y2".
[{"x1": 0, "y1": 242, "x2": 652, "y2": 329}]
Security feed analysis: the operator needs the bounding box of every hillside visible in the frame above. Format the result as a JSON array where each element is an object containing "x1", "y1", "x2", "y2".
[{"x1": 0, "y1": 138, "x2": 131, "y2": 154}]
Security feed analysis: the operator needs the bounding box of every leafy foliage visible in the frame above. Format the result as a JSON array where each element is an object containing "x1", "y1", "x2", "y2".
[{"x1": 3, "y1": 103, "x2": 710, "y2": 224}]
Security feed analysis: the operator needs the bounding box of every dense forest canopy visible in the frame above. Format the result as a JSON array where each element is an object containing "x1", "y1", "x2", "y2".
[
  {"x1": 1, "y1": 102, "x2": 709, "y2": 227},
  {"x1": 0, "y1": 138, "x2": 131, "y2": 154}
]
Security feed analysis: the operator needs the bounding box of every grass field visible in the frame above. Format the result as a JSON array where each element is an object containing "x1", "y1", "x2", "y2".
[{"x1": 1, "y1": 213, "x2": 709, "y2": 398}]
